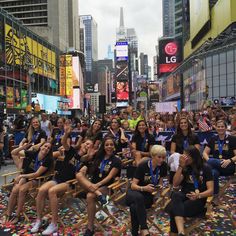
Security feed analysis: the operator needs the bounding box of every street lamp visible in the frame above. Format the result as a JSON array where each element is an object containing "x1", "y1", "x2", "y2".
[{"x1": 26, "y1": 64, "x2": 35, "y2": 106}]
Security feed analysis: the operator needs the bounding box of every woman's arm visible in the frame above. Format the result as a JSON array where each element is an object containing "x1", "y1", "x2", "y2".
[
  {"x1": 19, "y1": 165, "x2": 48, "y2": 180},
  {"x1": 31, "y1": 138, "x2": 46, "y2": 151},
  {"x1": 170, "y1": 142, "x2": 176, "y2": 154},
  {"x1": 202, "y1": 146, "x2": 211, "y2": 162},
  {"x1": 173, "y1": 166, "x2": 184, "y2": 187},
  {"x1": 194, "y1": 143, "x2": 201, "y2": 151},
  {"x1": 96, "y1": 168, "x2": 119, "y2": 187},
  {"x1": 131, "y1": 178, "x2": 155, "y2": 193},
  {"x1": 11, "y1": 143, "x2": 31, "y2": 158},
  {"x1": 62, "y1": 125, "x2": 72, "y2": 151}
]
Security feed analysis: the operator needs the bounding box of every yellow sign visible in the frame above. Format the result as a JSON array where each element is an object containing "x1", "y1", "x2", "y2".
[
  {"x1": 65, "y1": 55, "x2": 73, "y2": 96},
  {"x1": 59, "y1": 55, "x2": 66, "y2": 96},
  {"x1": 5, "y1": 24, "x2": 56, "y2": 80}
]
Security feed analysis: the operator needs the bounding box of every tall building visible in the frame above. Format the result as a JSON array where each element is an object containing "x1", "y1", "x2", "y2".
[
  {"x1": 0, "y1": 0, "x2": 80, "y2": 52},
  {"x1": 80, "y1": 15, "x2": 98, "y2": 85},
  {"x1": 107, "y1": 45, "x2": 114, "y2": 60},
  {"x1": 140, "y1": 53, "x2": 148, "y2": 77},
  {"x1": 174, "y1": 0, "x2": 183, "y2": 38},
  {"x1": 162, "y1": 0, "x2": 175, "y2": 37},
  {"x1": 162, "y1": 0, "x2": 183, "y2": 38}
]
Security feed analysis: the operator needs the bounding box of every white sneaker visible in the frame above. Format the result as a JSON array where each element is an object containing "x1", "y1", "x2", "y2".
[
  {"x1": 42, "y1": 223, "x2": 58, "y2": 235},
  {"x1": 31, "y1": 219, "x2": 42, "y2": 233}
]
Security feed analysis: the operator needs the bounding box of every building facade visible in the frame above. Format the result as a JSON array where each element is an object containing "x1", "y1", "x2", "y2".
[
  {"x1": 162, "y1": 0, "x2": 236, "y2": 110},
  {"x1": 0, "y1": 0, "x2": 80, "y2": 52},
  {"x1": 80, "y1": 15, "x2": 98, "y2": 85},
  {"x1": 0, "y1": 8, "x2": 60, "y2": 111}
]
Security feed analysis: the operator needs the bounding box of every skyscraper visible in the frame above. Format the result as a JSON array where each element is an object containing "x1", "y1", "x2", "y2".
[
  {"x1": 80, "y1": 15, "x2": 98, "y2": 85},
  {"x1": 162, "y1": 0, "x2": 175, "y2": 37},
  {"x1": 0, "y1": 0, "x2": 80, "y2": 51},
  {"x1": 140, "y1": 53, "x2": 148, "y2": 77},
  {"x1": 162, "y1": 0, "x2": 183, "y2": 38},
  {"x1": 116, "y1": 7, "x2": 138, "y2": 72}
]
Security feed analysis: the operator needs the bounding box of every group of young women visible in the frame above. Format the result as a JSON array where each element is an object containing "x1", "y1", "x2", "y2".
[{"x1": 3, "y1": 113, "x2": 236, "y2": 236}]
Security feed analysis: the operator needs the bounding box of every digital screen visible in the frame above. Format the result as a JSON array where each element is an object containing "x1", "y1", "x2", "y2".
[
  {"x1": 116, "y1": 101, "x2": 129, "y2": 107},
  {"x1": 158, "y1": 38, "x2": 182, "y2": 75},
  {"x1": 116, "y1": 81, "x2": 129, "y2": 101},
  {"x1": 116, "y1": 41, "x2": 128, "y2": 61}
]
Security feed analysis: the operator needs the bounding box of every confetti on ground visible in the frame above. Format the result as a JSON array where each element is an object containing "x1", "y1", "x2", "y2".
[{"x1": 0, "y1": 178, "x2": 235, "y2": 235}]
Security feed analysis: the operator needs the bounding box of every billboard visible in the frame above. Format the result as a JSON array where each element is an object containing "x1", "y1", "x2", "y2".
[
  {"x1": 148, "y1": 81, "x2": 160, "y2": 103},
  {"x1": 5, "y1": 24, "x2": 56, "y2": 80},
  {"x1": 59, "y1": 55, "x2": 66, "y2": 96},
  {"x1": 116, "y1": 41, "x2": 128, "y2": 61},
  {"x1": 116, "y1": 61, "x2": 129, "y2": 80},
  {"x1": 190, "y1": 0, "x2": 210, "y2": 40},
  {"x1": 158, "y1": 38, "x2": 182, "y2": 75},
  {"x1": 116, "y1": 81, "x2": 129, "y2": 100}
]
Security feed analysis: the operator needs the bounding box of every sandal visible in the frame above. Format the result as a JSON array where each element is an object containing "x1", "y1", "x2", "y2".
[{"x1": 10, "y1": 215, "x2": 21, "y2": 224}]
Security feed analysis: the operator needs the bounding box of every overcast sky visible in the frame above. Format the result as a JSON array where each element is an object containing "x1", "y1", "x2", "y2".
[{"x1": 79, "y1": 0, "x2": 163, "y2": 64}]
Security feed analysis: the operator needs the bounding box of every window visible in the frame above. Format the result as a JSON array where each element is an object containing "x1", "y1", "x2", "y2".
[
  {"x1": 219, "y1": 52, "x2": 226, "y2": 64},
  {"x1": 213, "y1": 66, "x2": 219, "y2": 76},
  {"x1": 227, "y1": 50, "x2": 234, "y2": 63},
  {"x1": 219, "y1": 74, "x2": 226, "y2": 86},
  {"x1": 213, "y1": 86, "x2": 219, "y2": 97},
  {"x1": 213, "y1": 54, "x2": 218, "y2": 66},
  {"x1": 227, "y1": 62, "x2": 234, "y2": 74},
  {"x1": 219, "y1": 64, "x2": 226, "y2": 75},
  {"x1": 227, "y1": 84, "x2": 235, "y2": 96},
  {"x1": 219, "y1": 86, "x2": 226, "y2": 97}
]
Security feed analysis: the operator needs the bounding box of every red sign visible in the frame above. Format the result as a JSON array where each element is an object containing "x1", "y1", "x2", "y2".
[{"x1": 165, "y1": 42, "x2": 178, "y2": 55}]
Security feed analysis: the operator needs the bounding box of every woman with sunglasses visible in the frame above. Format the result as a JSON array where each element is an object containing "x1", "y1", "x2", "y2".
[
  {"x1": 76, "y1": 137, "x2": 121, "y2": 236},
  {"x1": 131, "y1": 120, "x2": 156, "y2": 166},
  {"x1": 166, "y1": 146, "x2": 213, "y2": 236},
  {"x1": 126, "y1": 145, "x2": 167, "y2": 236}
]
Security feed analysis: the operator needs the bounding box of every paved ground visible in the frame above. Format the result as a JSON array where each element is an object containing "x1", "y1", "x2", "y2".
[{"x1": 0, "y1": 164, "x2": 17, "y2": 186}]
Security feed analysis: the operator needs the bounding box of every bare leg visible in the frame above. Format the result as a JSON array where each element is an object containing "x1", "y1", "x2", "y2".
[
  {"x1": 36, "y1": 181, "x2": 57, "y2": 219},
  {"x1": 12, "y1": 154, "x2": 24, "y2": 170},
  {"x1": 86, "y1": 192, "x2": 97, "y2": 231},
  {"x1": 7, "y1": 185, "x2": 20, "y2": 216},
  {"x1": 76, "y1": 170, "x2": 102, "y2": 197},
  {"x1": 15, "y1": 181, "x2": 35, "y2": 216},
  {"x1": 175, "y1": 216, "x2": 185, "y2": 234},
  {"x1": 48, "y1": 183, "x2": 69, "y2": 224},
  {"x1": 86, "y1": 187, "x2": 108, "y2": 231}
]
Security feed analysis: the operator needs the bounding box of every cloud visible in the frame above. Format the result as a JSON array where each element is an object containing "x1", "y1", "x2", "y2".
[{"x1": 79, "y1": 0, "x2": 163, "y2": 68}]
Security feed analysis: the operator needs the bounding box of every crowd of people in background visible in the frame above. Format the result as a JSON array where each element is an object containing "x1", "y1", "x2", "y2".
[{"x1": 0, "y1": 101, "x2": 235, "y2": 235}]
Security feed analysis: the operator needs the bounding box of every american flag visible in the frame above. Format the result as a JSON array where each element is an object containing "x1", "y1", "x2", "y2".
[{"x1": 198, "y1": 118, "x2": 212, "y2": 132}]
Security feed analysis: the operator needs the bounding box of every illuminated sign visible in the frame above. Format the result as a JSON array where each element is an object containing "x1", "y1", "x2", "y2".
[
  {"x1": 116, "y1": 81, "x2": 129, "y2": 101},
  {"x1": 5, "y1": 24, "x2": 56, "y2": 80},
  {"x1": 158, "y1": 38, "x2": 182, "y2": 75},
  {"x1": 116, "y1": 41, "x2": 128, "y2": 61}
]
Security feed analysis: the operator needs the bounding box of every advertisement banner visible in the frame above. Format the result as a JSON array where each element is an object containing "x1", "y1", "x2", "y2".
[
  {"x1": 14, "y1": 87, "x2": 21, "y2": 108},
  {"x1": 116, "y1": 41, "x2": 128, "y2": 61},
  {"x1": 65, "y1": 55, "x2": 73, "y2": 96},
  {"x1": 6, "y1": 87, "x2": 14, "y2": 108},
  {"x1": 59, "y1": 55, "x2": 66, "y2": 96},
  {"x1": 116, "y1": 81, "x2": 129, "y2": 100},
  {"x1": 5, "y1": 24, "x2": 56, "y2": 80},
  {"x1": 21, "y1": 90, "x2": 27, "y2": 108},
  {"x1": 158, "y1": 38, "x2": 182, "y2": 75}
]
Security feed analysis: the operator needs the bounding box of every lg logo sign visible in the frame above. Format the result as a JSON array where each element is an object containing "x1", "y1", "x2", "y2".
[{"x1": 165, "y1": 42, "x2": 178, "y2": 63}]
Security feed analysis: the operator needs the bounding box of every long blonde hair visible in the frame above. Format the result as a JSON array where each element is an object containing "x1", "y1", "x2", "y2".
[{"x1": 27, "y1": 117, "x2": 40, "y2": 142}]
